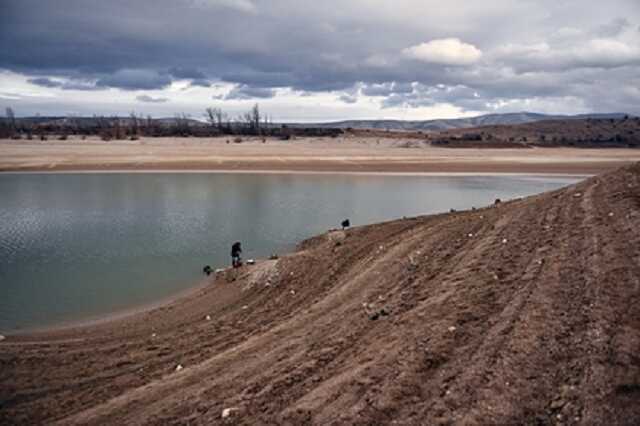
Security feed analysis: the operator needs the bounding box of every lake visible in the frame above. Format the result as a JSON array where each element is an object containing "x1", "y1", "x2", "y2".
[{"x1": 0, "y1": 172, "x2": 583, "y2": 332}]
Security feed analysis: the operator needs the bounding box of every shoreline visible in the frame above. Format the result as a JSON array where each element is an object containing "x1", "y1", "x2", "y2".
[
  {"x1": 3, "y1": 163, "x2": 640, "y2": 424},
  {"x1": 0, "y1": 168, "x2": 592, "y2": 177},
  {"x1": 4, "y1": 275, "x2": 216, "y2": 337},
  {"x1": 0, "y1": 168, "x2": 589, "y2": 336}
]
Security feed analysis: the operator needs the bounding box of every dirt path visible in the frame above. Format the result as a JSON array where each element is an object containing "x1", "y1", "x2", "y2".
[{"x1": 1, "y1": 164, "x2": 640, "y2": 425}]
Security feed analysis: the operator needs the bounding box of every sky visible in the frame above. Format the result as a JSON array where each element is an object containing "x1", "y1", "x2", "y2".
[{"x1": 1, "y1": 0, "x2": 639, "y2": 122}]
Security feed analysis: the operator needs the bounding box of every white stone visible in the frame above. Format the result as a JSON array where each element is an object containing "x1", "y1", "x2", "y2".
[
  {"x1": 502, "y1": 238, "x2": 508, "y2": 244},
  {"x1": 175, "y1": 364, "x2": 183, "y2": 372},
  {"x1": 0, "y1": 335, "x2": 5, "y2": 342},
  {"x1": 205, "y1": 315, "x2": 211, "y2": 321},
  {"x1": 222, "y1": 407, "x2": 238, "y2": 419},
  {"x1": 448, "y1": 326, "x2": 457, "y2": 332}
]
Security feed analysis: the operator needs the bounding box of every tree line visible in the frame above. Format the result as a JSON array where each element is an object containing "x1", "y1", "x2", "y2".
[{"x1": 0, "y1": 104, "x2": 342, "y2": 140}]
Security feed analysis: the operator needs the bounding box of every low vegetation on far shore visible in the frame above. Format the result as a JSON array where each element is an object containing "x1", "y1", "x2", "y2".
[{"x1": 1, "y1": 105, "x2": 639, "y2": 148}]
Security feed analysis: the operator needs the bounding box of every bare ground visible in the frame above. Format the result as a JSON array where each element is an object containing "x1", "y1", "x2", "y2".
[
  {"x1": 1, "y1": 163, "x2": 640, "y2": 425},
  {"x1": 2, "y1": 136, "x2": 640, "y2": 174}
]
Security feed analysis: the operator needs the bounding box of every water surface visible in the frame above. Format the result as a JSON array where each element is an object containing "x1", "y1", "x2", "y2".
[{"x1": 0, "y1": 172, "x2": 582, "y2": 331}]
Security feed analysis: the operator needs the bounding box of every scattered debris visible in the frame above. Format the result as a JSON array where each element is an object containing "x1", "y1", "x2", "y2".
[{"x1": 175, "y1": 364, "x2": 183, "y2": 372}]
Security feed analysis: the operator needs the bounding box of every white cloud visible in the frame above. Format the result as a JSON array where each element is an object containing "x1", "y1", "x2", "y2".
[
  {"x1": 193, "y1": 0, "x2": 257, "y2": 14},
  {"x1": 402, "y1": 38, "x2": 482, "y2": 66},
  {"x1": 494, "y1": 38, "x2": 640, "y2": 71}
]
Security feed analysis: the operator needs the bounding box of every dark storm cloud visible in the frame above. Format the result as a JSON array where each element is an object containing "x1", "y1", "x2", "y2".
[
  {"x1": 28, "y1": 77, "x2": 100, "y2": 91},
  {"x1": 224, "y1": 84, "x2": 276, "y2": 99},
  {"x1": 1, "y1": 0, "x2": 640, "y2": 113},
  {"x1": 95, "y1": 69, "x2": 173, "y2": 91}
]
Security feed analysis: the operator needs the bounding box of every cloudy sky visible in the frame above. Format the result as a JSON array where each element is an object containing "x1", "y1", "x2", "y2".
[{"x1": 1, "y1": 0, "x2": 639, "y2": 121}]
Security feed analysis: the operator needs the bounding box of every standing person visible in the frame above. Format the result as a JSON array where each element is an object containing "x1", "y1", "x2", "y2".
[{"x1": 231, "y1": 241, "x2": 242, "y2": 268}]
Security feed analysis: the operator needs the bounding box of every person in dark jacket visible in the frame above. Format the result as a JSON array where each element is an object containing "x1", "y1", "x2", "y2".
[{"x1": 231, "y1": 241, "x2": 242, "y2": 268}]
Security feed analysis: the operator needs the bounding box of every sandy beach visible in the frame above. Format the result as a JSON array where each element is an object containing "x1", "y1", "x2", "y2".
[{"x1": 2, "y1": 136, "x2": 640, "y2": 174}]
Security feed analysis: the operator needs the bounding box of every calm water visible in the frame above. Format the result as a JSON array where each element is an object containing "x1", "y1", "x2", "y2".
[{"x1": 0, "y1": 172, "x2": 582, "y2": 332}]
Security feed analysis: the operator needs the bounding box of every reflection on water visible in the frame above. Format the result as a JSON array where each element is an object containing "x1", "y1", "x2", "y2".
[{"x1": 0, "y1": 172, "x2": 582, "y2": 331}]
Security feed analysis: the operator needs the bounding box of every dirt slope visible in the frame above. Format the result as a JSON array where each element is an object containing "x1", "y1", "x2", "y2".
[{"x1": 2, "y1": 164, "x2": 640, "y2": 425}]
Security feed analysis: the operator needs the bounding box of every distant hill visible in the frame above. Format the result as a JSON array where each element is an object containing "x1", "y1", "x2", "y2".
[
  {"x1": 290, "y1": 112, "x2": 631, "y2": 131},
  {"x1": 429, "y1": 116, "x2": 640, "y2": 148},
  {"x1": 2, "y1": 112, "x2": 632, "y2": 131}
]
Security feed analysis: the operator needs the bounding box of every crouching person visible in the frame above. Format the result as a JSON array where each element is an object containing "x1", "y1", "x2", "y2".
[{"x1": 231, "y1": 241, "x2": 242, "y2": 268}]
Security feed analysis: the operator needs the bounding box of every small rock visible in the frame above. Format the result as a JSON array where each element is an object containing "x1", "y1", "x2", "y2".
[
  {"x1": 369, "y1": 312, "x2": 380, "y2": 321},
  {"x1": 448, "y1": 326, "x2": 457, "y2": 332},
  {"x1": 242, "y1": 305, "x2": 248, "y2": 309},
  {"x1": 573, "y1": 193, "x2": 582, "y2": 198},
  {"x1": 205, "y1": 315, "x2": 211, "y2": 321},
  {"x1": 608, "y1": 212, "x2": 614, "y2": 217},
  {"x1": 269, "y1": 253, "x2": 279, "y2": 260},
  {"x1": 151, "y1": 333, "x2": 157, "y2": 338},
  {"x1": 0, "y1": 335, "x2": 5, "y2": 342},
  {"x1": 468, "y1": 233, "x2": 473, "y2": 238},
  {"x1": 222, "y1": 407, "x2": 238, "y2": 419},
  {"x1": 175, "y1": 364, "x2": 183, "y2": 372},
  {"x1": 247, "y1": 259, "x2": 255, "y2": 265},
  {"x1": 550, "y1": 399, "x2": 564, "y2": 409},
  {"x1": 380, "y1": 308, "x2": 390, "y2": 316},
  {"x1": 290, "y1": 290, "x2": 296, "y2": 295},
  {"x1": 215, "y1": 268, "x2": 225, "y2": 274},
  {"x1": 502, "y1": 238, "x2": 508, "y2": 244}
]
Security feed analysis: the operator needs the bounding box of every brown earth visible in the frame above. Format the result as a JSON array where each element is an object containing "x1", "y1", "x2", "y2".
[
  {"x1": 2, "y1": 136, "x2": 640, "y2": 174},
  {"x1": 2, "y1": 164, "x2": 640, "y2": 425}
]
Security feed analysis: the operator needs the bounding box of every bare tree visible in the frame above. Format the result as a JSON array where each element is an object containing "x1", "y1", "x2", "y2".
[
  {"x1": 5, "y1": 107, "x2": 16, "y2": 137},
  {"x1": 205, "y1": 107, "x2": 228, "y2": 134},
  {"x1": 251, "y1": 103, "x2": 261, "y2": 134},
  {"x1": 129, "y1": 112, "x2": 139, "y2": 139}
]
